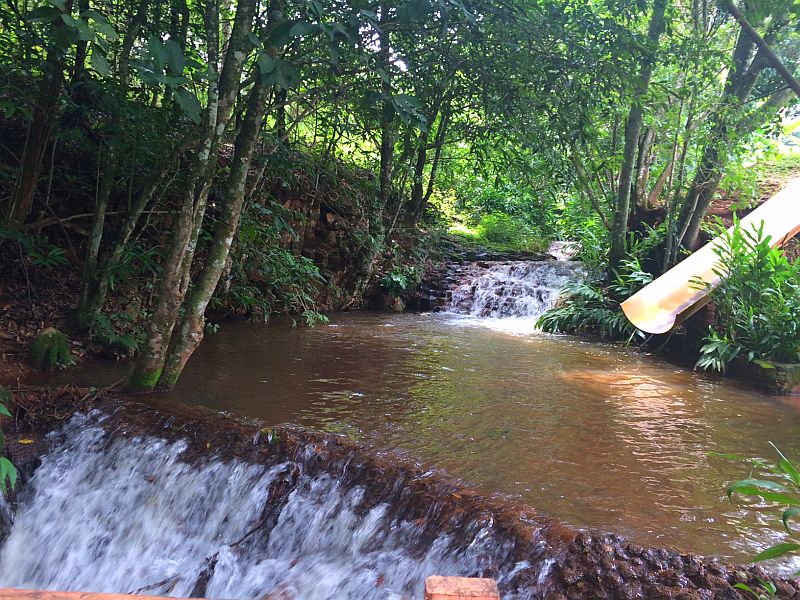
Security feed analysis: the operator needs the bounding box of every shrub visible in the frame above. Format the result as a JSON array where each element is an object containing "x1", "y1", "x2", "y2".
[
  {"x1": 212, "y1": 203, "x2": 328, "y2": 325},
  {"x1": 537, "y1": 258, "x2": 651, "y2": 341},
  {"x1": 477, "y1": 213, "x2": 524, "y2": 245},
  {"x1": 695, "y1": 220, "x2": 800, "y2": 372}
]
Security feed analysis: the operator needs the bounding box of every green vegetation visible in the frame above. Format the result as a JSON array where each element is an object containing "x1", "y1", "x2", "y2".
[
  {"x1": 696, "y1": 221, "x2": 800, "y2": 373},
  {"x1": 0, "y1": 388, "x2": 16, "y2": 496},
  {"x1": 29, "y1": 328, "x2": 72, "y2": 371},
  {"x1": 0, "y1": 0, "x2": 799, "y2": 391},
  {"x1": 537, "y1": 258, "x2": 652, "y2": 340},
  {"x1": 721, "y1": 443, "x2": 800, "y2": 570},
  {"x1": 448, "y1": 214, "x2": 550, "y2": 254}
]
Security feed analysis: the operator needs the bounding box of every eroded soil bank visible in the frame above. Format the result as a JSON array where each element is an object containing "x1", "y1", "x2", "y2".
[{"x1": 2, "y1": 394, "x2": 798, "y2": 599}]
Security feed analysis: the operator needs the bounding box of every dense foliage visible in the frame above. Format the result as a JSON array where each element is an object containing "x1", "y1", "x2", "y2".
[
  {"x1": 1, "y1": 0, "x2": 799, "y2": 390},
  {"x1": 696, "y1": 221, "x2": 800, "y2": 372}
]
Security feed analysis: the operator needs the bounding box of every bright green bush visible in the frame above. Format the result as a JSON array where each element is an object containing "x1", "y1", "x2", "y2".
[
  {"x1": 537, "y1": 258, "x2": 651, "y2": 341},
  {"x1": 696, "y1": 220, "x2": 800, "y2": 372},
  {"x1": 477, "y1": 213, "x2": 524, "y2": 245}
]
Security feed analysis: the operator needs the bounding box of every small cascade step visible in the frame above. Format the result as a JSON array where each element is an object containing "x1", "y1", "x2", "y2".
[{"x1": 436, "y1": 260, "x2": 582, "y2": 320}]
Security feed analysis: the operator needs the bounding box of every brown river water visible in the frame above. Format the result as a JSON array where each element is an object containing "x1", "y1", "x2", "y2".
[{"x1": 36, "y1": 311, "x2": 800, "y2": 570}]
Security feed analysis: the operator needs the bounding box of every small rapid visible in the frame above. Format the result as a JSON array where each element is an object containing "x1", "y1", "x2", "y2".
[
  {"x1": 0, "y1": 412, "x2": 522, "y2": 599},
  {"x1": 442, "y1": 260, "x2": 582, "y2": 333},
  {"x1": 1, "y1": 402, "x2": 795, "y2": 599}
]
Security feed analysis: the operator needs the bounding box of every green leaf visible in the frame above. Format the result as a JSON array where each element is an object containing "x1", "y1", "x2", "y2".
[
  {"x1": 752, "y1": 542, "x2": 800, "y2": 562},
  {"x1": 289, "y1": 21, "x2": 319, "y2": 37},
  {"x1": 728, "y1": 483, "x2": 800, "y2": 506},
  {"x1": 148, "y1": 36, "x2": 168, "y2": 70},
  {"x1": 728, "y1": 479, "x2": 789, "y2": 499},
  {"x1": 266, "y1": 20, "x2": 296, "y2": 48},
  {"x1": 268, "y1": 58, "x2": 300, "y2": 90},
  {"x1": 256, "y1": 54, "x2": 275, "y2": 75},
  {"x1": 174, "y1": 88, "x2": 201, "y2": 124},
  {"x1": 90, "y1": 47, "x2": 111, "y2": 76},
  {"x1": 770, "y1": 442, "x2": 800, "y2": 486},
  {"x1": 85, "y1": 11, "x2": 118, "y2": 40},
  {"x1": 0, "y1": 457, "x2": 16, "y2": 495},
  {"x1": 783, "y1": 508, "x2": 800, "y2": 533},
  {"x1": 164, "y1": 39, "x2": 185, "y2": 76},
  {"x1": 397, "y1": 0, "x2": 432, "y2": 24},
  {"x1": 28, "y1": 6, "x2": 62, "y2": 22},
  {"x1": 754, "y1": 359, "x2": 775, "y2": 369}
]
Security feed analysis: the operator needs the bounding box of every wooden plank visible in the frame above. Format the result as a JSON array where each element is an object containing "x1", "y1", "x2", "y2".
[
  {"x1": 621, "y1": 178, "x2": 800, "y2": 334},
  {"x1": 424, "y1": 576, "x2": 500, "y2": 600}
]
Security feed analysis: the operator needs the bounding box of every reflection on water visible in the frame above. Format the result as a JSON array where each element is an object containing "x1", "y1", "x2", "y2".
[{"x1": 42, "y1": 312, "x2": 800, "y2": 568}]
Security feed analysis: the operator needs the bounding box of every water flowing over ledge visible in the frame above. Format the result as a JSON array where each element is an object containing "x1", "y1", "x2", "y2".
[
  {"x1": 1, "y1": 399, "x2": 798, "y2": 599},
  {"x1": 441, "y1": 260, "x2": 583, "y2": 334}
]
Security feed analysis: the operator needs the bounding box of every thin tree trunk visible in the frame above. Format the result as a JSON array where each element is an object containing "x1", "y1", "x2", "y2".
[
  {"x1": 675, "y1": 26, "x2": 767, "y2": 251},
  {"x1": 377, "y1": 6, "x2": 394, "y2": 207},
  {"x1": 159, "y1": 81, "x2": 272, "y2": 388},
  {"x1": 157, "y1": 0, "x2": 285, "y2": 388},
  {"x1": 9, "y1": 1, "x2": 73, "y2": 223},
  {"x1": 129, "y1": 0, "x2": 240, "y2": 391},
  {"x1": 608, "y1": 0, "x2": 668, "y2": 272},
  {"x1": 72, "y1": 0, "x2": 149, "y2": 331},
  {"x1": 422, "y1": 107, "x2": 451, "y2": 207}
]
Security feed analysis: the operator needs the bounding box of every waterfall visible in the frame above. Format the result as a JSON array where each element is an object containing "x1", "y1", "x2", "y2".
[
  {"x1": 0, "y1": 412, "x2": 531, "y2": 600},
  {"x1": 442, "y1": 261, "x2": 582, "y2": 333},
  {"x1": 0, "y1": 406, "x2": 787, "y2": 599}
]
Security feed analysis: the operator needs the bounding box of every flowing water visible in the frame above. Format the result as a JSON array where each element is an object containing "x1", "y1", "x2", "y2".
[
  {"x1": 13, "y1": 259, "x2": 800, "y2": 588},
  {"x1": 0, "y1": 413, "x2": 502, "y2": 599}
]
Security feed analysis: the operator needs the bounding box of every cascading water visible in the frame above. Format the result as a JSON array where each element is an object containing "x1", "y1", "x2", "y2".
[
  {"x1": 443, "y1": 260, "x2": 582, "y2": 333},
  {"x1": 0, "y1": 404, "x2": 791, "y2": 599},
  {"x1": 0, "y1": 412, "x2": 531, "y2": 599}
]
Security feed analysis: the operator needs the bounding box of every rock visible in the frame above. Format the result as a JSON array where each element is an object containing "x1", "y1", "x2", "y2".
[
  {"x1": 391, "y1": 297, "x2": 405, "y2": 312},
  {"x1": 731, "y1": 358, "x2": 800, "y2": 394},
  {"x1": 29, "y1": 327, "x2": 72, "y2": 371}
]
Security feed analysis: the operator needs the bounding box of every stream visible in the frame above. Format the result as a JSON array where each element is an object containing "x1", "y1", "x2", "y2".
[
  {"x1": 139, "y1": 314, "x2": 800, "y2": 567},
  {"x1": 24, "y1": 260, "x2": 800, "y2": 574}
]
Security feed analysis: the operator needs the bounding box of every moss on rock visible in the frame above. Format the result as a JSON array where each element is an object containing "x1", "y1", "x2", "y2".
[{"x1": 29, "y1": 327, "x2": 72, "y2": 371}]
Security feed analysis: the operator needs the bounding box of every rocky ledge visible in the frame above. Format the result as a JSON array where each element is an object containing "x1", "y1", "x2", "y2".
[{"x1": 3, "y1": 396, "x2": 799, "y2": 600}]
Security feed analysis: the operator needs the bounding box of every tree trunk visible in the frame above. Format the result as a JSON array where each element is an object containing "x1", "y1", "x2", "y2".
[
  {"x1": 408, "y1": 132, "x2": 428, "y2": 223},
  {"x1": 129, "y1": 0, "x2": 258, "y2": 392},
  {"x1": 675, "y1": 25, "x2": 768, "y2": 251},
  {"x1": 157, "y1": 0, "x2": 284, "y2": 389},
  {"x1": 608, "y1": 0, "x2": 668, "y2": 273},
  {"x1": 377, "y1": 6, "x2": 394, "y2": 207},
  {"x1": 159, "y1": 81, "x2": 272, "y2": 388},
  {"x1": 8, "y1": 4, "x2": 72, "y2": 225},
  {"x1": 72, "y1": 0, "x2": 149, "y2": 331}
]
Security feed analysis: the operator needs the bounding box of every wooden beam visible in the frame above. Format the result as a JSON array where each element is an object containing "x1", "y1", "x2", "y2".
[
  {"x1": 424, "y1": 576, "x2": 500, "y2": 600},
  {"x1": 724, "y1": 0, "x2": 800, "y2": 97}
]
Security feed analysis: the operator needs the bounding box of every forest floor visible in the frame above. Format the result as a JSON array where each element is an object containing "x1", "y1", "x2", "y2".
[{"x1": 0, "y1": 267, "x2": 85, "y2": 383}]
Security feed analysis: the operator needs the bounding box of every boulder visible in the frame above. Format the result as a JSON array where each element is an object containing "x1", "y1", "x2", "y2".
[{"x1": 29, "y1": 327, "x2": 72, "y2": 371}]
